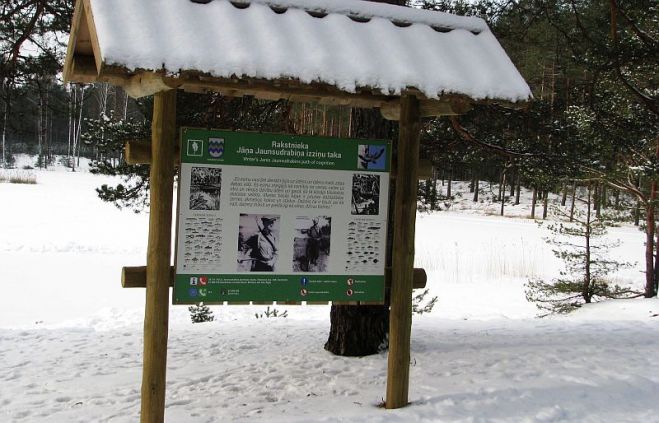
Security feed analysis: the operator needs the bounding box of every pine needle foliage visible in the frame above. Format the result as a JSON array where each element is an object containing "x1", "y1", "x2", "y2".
[
  {"x1": 526, "y1": 184, "x2": 638, "y2": 316},
  {"x1": 412, "y1": 289, "x2": 438, "y2": 315},
  {"x1": 188, "y1": 303, "x2": 214, "y2": 323}
]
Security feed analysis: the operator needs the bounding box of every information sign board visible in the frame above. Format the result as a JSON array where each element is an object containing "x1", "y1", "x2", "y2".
[{"x1": 173, "y1": 128, "x2": 390, "y2": 303}]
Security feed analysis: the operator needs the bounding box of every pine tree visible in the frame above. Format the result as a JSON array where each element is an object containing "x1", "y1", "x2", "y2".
[
  {"x1": 0, "y1": 0, "x2": 73, "y2": 166},
  {"x1": 525, "y1": 183, "x2": 638, "y2": 315},
  {"x1": 188, "y1": 303, "x2": 214, "y2": 323}
]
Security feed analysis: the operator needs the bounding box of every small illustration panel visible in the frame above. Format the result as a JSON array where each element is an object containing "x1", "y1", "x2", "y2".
[
  {"x1": 180, "y1": 216, "x2": 223, "y2": 272},
  {"x1": 189, "y1": 166, "x2": 222, "y2": 211},
  {"x1": 351, "y1": 173, "x2": 380, "y2": 215},
  {"x1": 345, "y1": 220, "x2": 383, "y2": 273},
  {"x1": 357, "y1": 144, "x2": 386, "y2": 170}
]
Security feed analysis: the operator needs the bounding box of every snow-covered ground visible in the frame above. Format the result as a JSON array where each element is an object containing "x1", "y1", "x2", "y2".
[{"x1": 1, "y1": 157, "x2": 658, "y2": 422}]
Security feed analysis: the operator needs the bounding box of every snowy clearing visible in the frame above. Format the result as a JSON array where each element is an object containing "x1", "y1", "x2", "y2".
[{"x1": 1, "y1": 159, "x2": 658, "y2": 422}]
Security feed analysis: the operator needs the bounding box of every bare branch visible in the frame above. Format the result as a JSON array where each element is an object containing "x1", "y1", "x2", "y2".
[
  {"x1": 449, "y1": 116, "x2": 537, "y2": 159},
  {"x1": 617, "y1": 3, "x2": 657, "y2": 48},
  {"x1": 8, "y1": 0, "x2": 45, "y2": 67}
]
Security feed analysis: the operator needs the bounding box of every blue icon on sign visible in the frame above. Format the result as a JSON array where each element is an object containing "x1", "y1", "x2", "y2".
[
  {"x1": 208, "y1": 137, "x2": 225, "y2": 159},
  {"x1": 300, "y1": 277, "x2": 309, "y2": 287},
  {"x1": 188, "y1": 288, "x2": 198, "y2": 297}
]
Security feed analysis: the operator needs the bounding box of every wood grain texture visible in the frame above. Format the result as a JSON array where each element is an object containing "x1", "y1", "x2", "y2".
[
  {"x1": 140, "y1": 90, "x2": 177, "y2": 423},
  {"x1": 124, "y1": 140, "x2": 179, "y2": 166},
  {"x1": 82, "y1": 0, "x2": 103, "y2": 73},
  {"x1": 62, "y1": 0, "x2": 85, "y2": 82},
  {"x1": 386, "y1": 95, "x2": 421, "y2": 409}
]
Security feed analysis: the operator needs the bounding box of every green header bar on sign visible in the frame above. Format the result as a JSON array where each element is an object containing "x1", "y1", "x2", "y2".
[{"x1": 181, "y1": 128, "x2": 391, "y2": 172}]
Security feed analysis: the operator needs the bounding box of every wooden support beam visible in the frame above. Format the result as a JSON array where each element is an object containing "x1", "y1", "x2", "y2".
[
  {"x1": 140, "y1": 90, "x2": 177, "y2": 423},
  {"x1": 172, "y1": 76, "x2": 390, "y2": 109},
  {"x1": 380, "y1": 98, "x2": 471, "y2": 120},
  {"x1": 124, "y1": 140, "x2": 180, "y2": 166},
  {"x1": 125, "y1": 73, "x2": 175, "y2": 98},
  {"x1": 63, "y1": 0, "x2": 86, "y2": 82},
  {"x1": 81, "y1": 0, "x2": 103, "y2": 74},
  {"x1": 69, "y1": 56, "x2": 99, "y2": 83},
  {"x1": 122, "y1": 265, "x2": 427, "y2": 291},
  {"x1": 392, "y1": 157, "x2": 432, "y2": 180},
  {"x1": 65, "y1": 61, "x2": 480, "y2": 117},
  {"x1": 386, "y1": 95, "x2": 421, "y2": 409}
]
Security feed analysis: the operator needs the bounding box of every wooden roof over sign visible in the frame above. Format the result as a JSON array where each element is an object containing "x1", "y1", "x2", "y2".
[{"x1": 64, "y1": 0, "x2": 531, "y2": 118}]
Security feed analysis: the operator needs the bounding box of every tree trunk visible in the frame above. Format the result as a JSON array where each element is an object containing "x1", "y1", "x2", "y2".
[
  {"x1": 655, "y1": 226, "x2": 659, "y2": 297},
  {"x1": 1, "y1": 91, "x2": 7, "y2": 168},
  {"x1": 325, "y1": 105, "x2": 396, "y2": 356},
  {"x1": 515, "y1": 174, "x2": 521, "y2": 205},
  {"x1": 561, "y1": 181, "x2": 568, "y2": 206},
  {"x1": 584, "y1": 184, "x2": 592, "y2": 303},
  {"x1": 531, "y1": 187, "x2": 537, "y2": 219},
  {"x1": 38, "y1": 91, "x2": 43, "y2": 168},
  {"x1": 569, "y1": 180, "x2": 577, "y2": 222},
  {"x1": 594, "y1": 183, "x2": 601, "y2": 218},
  {"x1": 509, "y1": 170, "x2": 515, "y2": 197},
  {"x1": 500, "y1": 169, "x2": 506, "y2": 216},
  {"x1": 473, "y1": 176, "x2": 479, "y2": 202},
  {"x1": 74, "y1": 85, "x2": 86, "y2": 167},
  {"x1": 644, "y1": 197, "x2": 655, "y2": 298},
  {"x1": 542, "y1": 190, "x2": 548, "y2": 219},
  {"x1": 430, "y1": 172, "x2": 438, "y2": 211},
  {"x1": 645, "y1": 175, "x2": 657, "y2": 297},
  {"x1": 67, "y1": 84, "x2": 73, "y2": 164},
  {"x1": 446, "y1": 168, "x2": 452, "y2": 198},
  {"x1": 325, "y1": 305, "x2": 389, "y2": 356},
  {"x1": 614, "y1": 189, "x2": 620, "y2": 208}
]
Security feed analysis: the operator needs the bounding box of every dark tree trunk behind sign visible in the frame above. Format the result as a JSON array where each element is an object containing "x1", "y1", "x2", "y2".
[
  {"x1": 325, "y1": 305, "x2": 390, "y2": 356},
  {"x1": 324, "y1": 106, "x2": 397, "y2": 356},
  {"x1": 446, "y1": 168, "x2": 452, "y2": 198},
  {"x1": 473, "y1": 176, "x2": 480, "y2": 202}
]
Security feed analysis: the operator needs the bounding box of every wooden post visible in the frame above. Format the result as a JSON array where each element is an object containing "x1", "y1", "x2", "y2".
[
  {"x1": 386, "y1": 95, "x2": 420, "y2": 409},
  {"x1": 140, "y1": 89, "x2": 176, "y2": 423}
]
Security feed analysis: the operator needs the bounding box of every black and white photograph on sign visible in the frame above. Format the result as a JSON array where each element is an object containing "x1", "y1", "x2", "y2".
[
  {"x1": 357, "y1": 144, "x2": 386, "y2": 170},
  {"x1": 237, "y1": 214, "x2": 280, "y2": 272},
  {"x1": 189, "y1": 166, "x2": 222, "y2": 210},
  {"x1": 292, "y1": 216, "x2": 331, "y2": 272},
  {"x1": 351, "y1": 174, "x2": 380, "y2": 215}
]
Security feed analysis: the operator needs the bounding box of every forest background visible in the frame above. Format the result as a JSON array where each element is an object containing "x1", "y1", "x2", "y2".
[{"x1": 1, "y1": 1, "x2": 656, "y2": 299}]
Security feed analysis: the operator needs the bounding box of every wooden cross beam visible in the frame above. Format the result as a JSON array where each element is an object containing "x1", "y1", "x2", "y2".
[{"x1": 121, "y1": 265, "x2": 427, "y2": 290}]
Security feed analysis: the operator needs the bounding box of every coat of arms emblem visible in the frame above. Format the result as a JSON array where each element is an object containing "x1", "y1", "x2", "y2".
[{"x1": 208, "y1": 137, "x2": 225, "y2": 158}]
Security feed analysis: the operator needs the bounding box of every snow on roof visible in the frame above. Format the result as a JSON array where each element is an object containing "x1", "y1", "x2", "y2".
[{"x1": 87, "y1": 0, "x2": 531, "y2": 102}]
